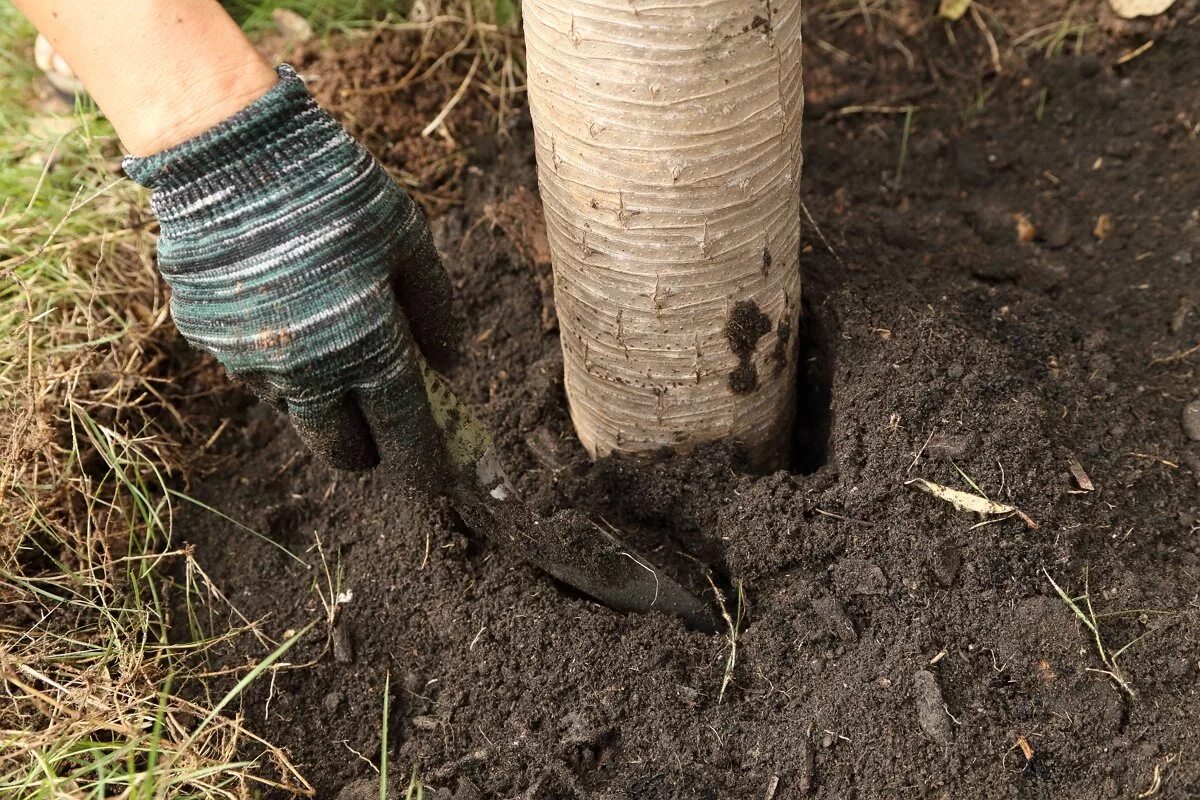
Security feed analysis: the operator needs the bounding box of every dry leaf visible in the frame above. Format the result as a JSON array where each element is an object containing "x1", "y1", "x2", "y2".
[
  {"x1": 1015, "y1": 213, "x2": 1037, "y2": 243},
  {"x1": 1109, "y1": 0, "x2": 1176, "y2": 19},
  {"x1": 1068, "y1": 459, "x2": 1094, "y2": 491},
  {"x1": 906, "y1": 478, "x2": 1038, "y2": 528},
  {"x1": 907, "y1": 478, "x2": 1014, "y2": 515},
  {"x1": 939, "y1": 0, "x2": 973, "y2": 21}
]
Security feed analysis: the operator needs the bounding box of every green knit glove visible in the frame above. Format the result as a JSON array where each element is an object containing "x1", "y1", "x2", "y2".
[{"x1": 124, "y1": 65, "x2": 459, "y2": 487}]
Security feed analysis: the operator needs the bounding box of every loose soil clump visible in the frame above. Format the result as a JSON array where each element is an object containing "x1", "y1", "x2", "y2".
[{"x1": 178, "y1": 9, "x2": 1200, "y2": 799}]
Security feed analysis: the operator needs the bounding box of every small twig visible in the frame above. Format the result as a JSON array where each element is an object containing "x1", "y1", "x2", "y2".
[
  {"x1": 619, "y1": 551, "x2": 660, "y2": 607},
  {"x1": 1116, "y1": 40, "x2": 1154, "y2": 66},
  {"x1": 972, "y1": 6, "x2": 1002, "y2": 74},
  {"x1": 422, "y1": 50, "x2": 482, "y2": 137},
  {"x1": 706, "y1": 575, "x2": 744, "y2": 704},
  {"x1": 908, "y1": 429, "x2": 936, "y2": 473},
  {"x1": 833, "y1": 104, "x2": 922, "y2": 116},
  {"x1": 1138, "y1": 754, "x2": 1177, "y2": 798},
  {"x1": 340, "y1": 740, "x2": 380, "y2": 774},
  {"x1": 1150, "y1": 341, "x2": 1199, "y2": 365},
  {"x1": 799, "y1": 200, "x2": 847, "y2": 270},
  {"x1": 1128, "y1": 452, "x2": 1179, "y2": 469}
]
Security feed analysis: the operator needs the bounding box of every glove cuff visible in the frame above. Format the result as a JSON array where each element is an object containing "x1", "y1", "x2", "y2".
[{"x1": 122, "y1": 65, "x2": 361, "y2": 232}]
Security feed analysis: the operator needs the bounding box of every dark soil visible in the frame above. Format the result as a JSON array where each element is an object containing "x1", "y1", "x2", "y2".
[{"x1": 176, "y1": 6, "x2": 1200, "y2": 799}]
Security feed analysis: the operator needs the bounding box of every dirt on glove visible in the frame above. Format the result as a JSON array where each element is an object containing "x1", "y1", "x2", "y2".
[{"x1": 177, "y1": 8, "x2": 1200, "y2": 800}]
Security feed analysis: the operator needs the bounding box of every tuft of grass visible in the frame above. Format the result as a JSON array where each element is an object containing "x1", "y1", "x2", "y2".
[
  {"x1": 1009, "y1": 1, "x2": 1092, "y2": 60},
  {"x1": 405, "y1": 769, "x2": 425, "y2": 800},
  {"x1": 892, "y1": 105, "x2": 916, "y2": 188},
  {"x1": 1043, "y1": 567, "x2": 1180, "y2": 700},
  {"x1": 2, "y1": 2, "x2": 508, "y2": 797},
  {"x1": 707, "y1": 576, "x2": 746, "y2": 704},
  {"x1": 222, "y1": 0, "x2": 400, "y2": 34},
  {"x1": 0, "y1": 5, "x2": 324, "y2": 798}
]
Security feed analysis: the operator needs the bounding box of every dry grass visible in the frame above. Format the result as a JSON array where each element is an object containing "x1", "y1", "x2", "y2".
[
  {"x1": 0, "y1": 6, "x2": 312, "y2": 798},
  {"x1": 1, "y1": 0, "x2": 517, "y2": 795}
]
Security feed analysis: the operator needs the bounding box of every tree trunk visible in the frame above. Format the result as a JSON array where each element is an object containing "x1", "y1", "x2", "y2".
[{"x1": 523, "y1": 0, "x2": 803, "y2": 467}]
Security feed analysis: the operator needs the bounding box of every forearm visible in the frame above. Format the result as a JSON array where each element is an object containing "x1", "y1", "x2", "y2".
[{"x1": 14, "y1": 0, "x2": 276, "y2": 156}]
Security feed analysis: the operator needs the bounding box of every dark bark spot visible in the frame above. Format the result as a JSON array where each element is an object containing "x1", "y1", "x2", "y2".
[
  {"x1": 729, "y1": 362, "x2": 759, "y2": 393},
  {"x1": 772, "y1": 318, "x2": 791, "y2": 375},
  {"x1": 725, "y1": 300, "x2": 771, "y2": 394}
]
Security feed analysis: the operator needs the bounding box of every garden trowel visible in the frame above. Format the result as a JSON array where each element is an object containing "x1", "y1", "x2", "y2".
[{"x1": 420, "y1": 367, "x2": 717, "y2": 633}]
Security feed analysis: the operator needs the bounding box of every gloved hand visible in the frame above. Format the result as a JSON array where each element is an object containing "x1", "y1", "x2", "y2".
[{"x1": 124, "y1": 65, "x2": 458, "y2": 488}]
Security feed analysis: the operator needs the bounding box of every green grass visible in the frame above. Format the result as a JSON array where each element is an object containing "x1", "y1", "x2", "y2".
[
  {"x1": 222, "y1": 0, "x2": 400, "y2": 34},
  {"x1": 220, "y1": 0, "x2": 518, "y2": 33},
  {"x1": 1, "y1": 1, "x2": 509, "y2": 795},
  {"x1": 1043, "y1": 567, "x2": 1180, "y2": 700},
  {"x1": 0, "y1": 3, "x2": 392, "y2": 797}
]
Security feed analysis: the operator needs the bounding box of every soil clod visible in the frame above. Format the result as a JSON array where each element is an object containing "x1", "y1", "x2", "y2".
[
  {"x1": 832, "y1": 558, "x2": 887, "y2": 597},
  {"x1": 168, "y1": 17, "x2": 1200, "y2": 799},
  {"x1": 929, "y1": 544, "x2": 962, "y2": 588},
  {"x1": 912, "y1": 670, "x2": 954, "y2": 746},
  {"x1": 812, "y1": 594, "x2": 857, "y2": 642},
  {"x1": 1182, "y1": 399, "x2": 1200, "y2": 441}
]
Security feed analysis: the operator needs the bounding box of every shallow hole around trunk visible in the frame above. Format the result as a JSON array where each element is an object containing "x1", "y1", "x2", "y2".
[{"x1": 789, "y1": 295, "x2": 836, "y2": 475}]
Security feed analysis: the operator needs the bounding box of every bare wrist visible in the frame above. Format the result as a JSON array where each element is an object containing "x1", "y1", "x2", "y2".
[
  {"x1": 14, "y1": 0, "x2": 278, "y2": 157},
  {"x1": 122, "y1": 57, "x2": 277, "y2": 156}
]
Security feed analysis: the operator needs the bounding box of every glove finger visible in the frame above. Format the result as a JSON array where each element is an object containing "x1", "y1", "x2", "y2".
[
  {"x1": 389, "y1": 208, "x2": 461, "y2": 372},
  {"x1": 356, "y1": 378, "x2": 450, "y2": 494},
  {"x1": 351, "y1": 319, "x2": 450, "y2": 494},
  {"x1": 289, "y1": 393, "x2": 380, "y2": 472}
]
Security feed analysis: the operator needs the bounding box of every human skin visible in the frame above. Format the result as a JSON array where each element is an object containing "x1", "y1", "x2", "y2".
[{"x1": 14, "y1": 0, "x2": 276, "y2": 156}]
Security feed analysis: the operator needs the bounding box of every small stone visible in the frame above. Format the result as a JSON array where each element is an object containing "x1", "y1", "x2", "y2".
[
  {"x1": 912, "y1": 670, "x2": 954, "y2": 746},
  {"x1": 1104, "y1": 137, "x2": 1135, "y2": 159},
  {"x1": 966, "y1": 206, "x2": 1014, "y2": 244},
  {"x1": 675, "y1": 684, "x2": 702, "y2": 706},
  {"x1": 332, "y1": 617, "x2": 354, "y2": 664},
  {"x1": 812, "y1": 594, "x2": 857, "y2": 642},
  {"x1": 970, "y1": 257, "x2": 1022, "y2": 282},
  {"x1": 1043, "y1": 221, "x2": 1072, "y2": 249},
  {"x1": 930, "y1": 545, "x2": 961, "y2": 587},
  {"x1": 1015, "y1": 213, "x2": 1037, "y2": 243},
  {"x1": 336, "y1": 779, "x2": 382, "y2": 800},
  {"x1": 953, "y1": 140, "x2": 991, "y2": 186},
  {"x1": 412, "y1": 715, "x2": 441, "y2": 731},
  {"x1": 1076, "y1": 54, "x2": 1101, "y2": 78},
  {"x1": 272, "y1": 8, "x2": 314, "y2": 42},
  {"x1": 833, "y1": 558, "x2": 887, "y2": 596},
  {"x1": 323, "y1": 690, "x2": 343, "y2": 712},
  {"x1": 1182, "y1": 400, "x2": 1200, "y2": 441}
]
